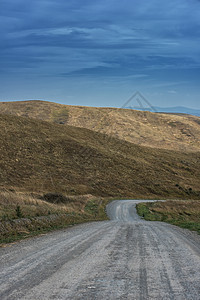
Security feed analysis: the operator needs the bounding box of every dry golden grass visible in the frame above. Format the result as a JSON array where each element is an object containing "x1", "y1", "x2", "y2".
[
  {"x1": 0, "y1": 190, "x2": 105, "y2": 221},
  {"x1": 0, "y1": 190, "x2": 98, "y2": 221},
  {"x1": 0, "y1": 191, "x2": 67, "y2": 220},
  {"x1": 0, "y1": 113, "x2": 200, "y2": 199},
  {"x1": 66, "y1": 106, "x2": 200, "y2": 153},
  {"x1": 0, "y1": 100, "x2": 200, "y2": 152}
]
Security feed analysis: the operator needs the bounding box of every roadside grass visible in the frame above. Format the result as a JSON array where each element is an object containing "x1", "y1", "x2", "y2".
[
  {"x1": 0, "y1": 191, "x2": 67, "y2": 220},
  {"x1": 0, "y1": 191, "x2": 110, "y2": 245},
  {"x1": 136, "y1": 200, "x2": 200, "y2": 233}
]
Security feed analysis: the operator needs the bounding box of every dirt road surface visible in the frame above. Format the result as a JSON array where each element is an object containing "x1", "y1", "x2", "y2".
[{"x1": 0, "y1": 200, "x2": 200, "y2": 299}]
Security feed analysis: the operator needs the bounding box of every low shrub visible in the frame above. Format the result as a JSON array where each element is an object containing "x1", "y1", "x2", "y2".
[{"x1": 40, "y1": 193, "x2": 74, "y2": 204}]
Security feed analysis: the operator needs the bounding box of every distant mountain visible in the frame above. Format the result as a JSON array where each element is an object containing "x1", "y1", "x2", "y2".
[
  {"x1": 126, "y1": 106, "x2": 200, "y2": 117},
  {"x1": 155, "y1": 106, "x2": 200, "y2": 117}
]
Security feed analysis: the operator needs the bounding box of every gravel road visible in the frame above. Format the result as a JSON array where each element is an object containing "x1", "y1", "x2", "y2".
[{"x1": 0, "y1": 200, "x2": 200, "y2": 300}]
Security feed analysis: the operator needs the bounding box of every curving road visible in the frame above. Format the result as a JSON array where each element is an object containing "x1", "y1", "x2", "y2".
[{"x1": 0, "y1": 200, "x2": 200, "y2": 299}]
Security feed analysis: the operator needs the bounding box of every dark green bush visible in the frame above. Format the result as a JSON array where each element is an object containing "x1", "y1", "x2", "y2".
[
  {"x1": 40, "y1": 193, "x2": 73, "y2": 204},
  {"x1": 16, "y1": 205, "x2": 23, "y2": 218}
]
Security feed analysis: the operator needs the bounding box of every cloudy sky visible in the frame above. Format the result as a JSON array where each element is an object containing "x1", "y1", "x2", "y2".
[{"x1": 0, "y1": 0, "x2": 200, "y2": 108}]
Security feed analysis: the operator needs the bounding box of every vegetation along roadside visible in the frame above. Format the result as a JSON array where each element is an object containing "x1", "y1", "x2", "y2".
[
  {"x1": 0, "y1": 190, "x2": 111, "y2": 245},
  {"x1": 136, "y1": 200, "x2": 200, "y2": 234}
]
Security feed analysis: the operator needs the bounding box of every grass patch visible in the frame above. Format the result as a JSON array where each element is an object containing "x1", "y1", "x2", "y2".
[
  {"x1": 51, "y1": 107, "x2": 69, "y2": 124},
  {"x1": 136, "y1": 200, "x2": 200, "y2": 233},
  {"x1": 0, "y1": 191, "x2": 110, "y2": 245}
]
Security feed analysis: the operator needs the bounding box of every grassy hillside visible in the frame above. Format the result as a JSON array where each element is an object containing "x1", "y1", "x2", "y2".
[
  {"x1": 0, "y1": 100, "x2": 200, "y2": 152},
  {"x1": 0, "y1": 113, "x2": 200, "y2": 199}
]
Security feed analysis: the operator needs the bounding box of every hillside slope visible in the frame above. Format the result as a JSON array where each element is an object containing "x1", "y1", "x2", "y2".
[
  {"x1": 0, "y1": 100, "x2": 199, "y2": 152},
  {"x1": 0, "y1": 113, "x2": 199, "y2": 199}
]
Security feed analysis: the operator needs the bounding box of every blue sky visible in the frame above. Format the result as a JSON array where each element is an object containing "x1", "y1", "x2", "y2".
[{"x1": 0, "y1": 0, "x2": 200, "y2": 109}]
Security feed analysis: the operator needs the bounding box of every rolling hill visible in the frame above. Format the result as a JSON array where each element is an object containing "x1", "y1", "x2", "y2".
[
  {"x1": 0, "y1": 100, "x2": 199, "y2": 152},
  {"x1": 0, "y1": 113, "x2": 200, "y2": 199}
]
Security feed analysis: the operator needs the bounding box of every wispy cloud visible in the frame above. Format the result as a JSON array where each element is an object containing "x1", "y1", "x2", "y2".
[
  {"x1": 0, "y1": 0, "x2": 200, "y2": 108},
  {"x1": 168, "y1": 90, "x2": 177, "y2": 94}
]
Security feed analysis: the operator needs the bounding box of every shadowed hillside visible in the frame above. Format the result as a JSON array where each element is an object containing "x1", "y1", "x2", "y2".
[
  {"x1": 0, "y1": 113, "x2": 200, "y2": 199},
  {"x1": 0, "y1": 100, "x2": 199, "y2": 152}
]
